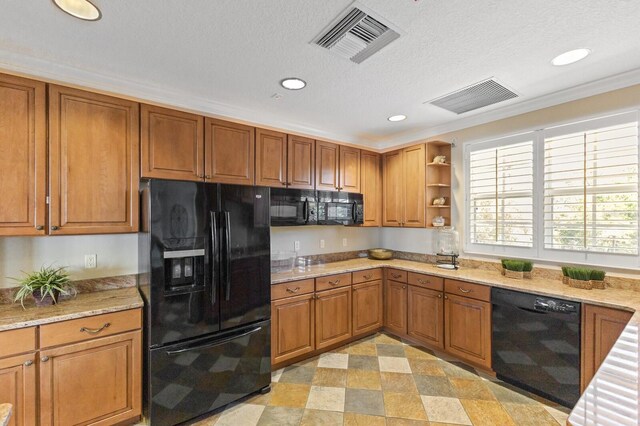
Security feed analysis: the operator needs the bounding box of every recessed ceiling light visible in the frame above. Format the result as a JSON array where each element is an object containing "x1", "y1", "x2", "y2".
[
  {"x1": 387, "y1": 115, "x2": 407, "y2": 122},
  {"x1": 53, "y1": 0, "x2": 101, "y2": 21},
  {"x1": 280, "y1": 78, "x2": 306, "y2": 90},
  {"x1": 551, "y1": 48, "x2": 591, "y2": 66}
]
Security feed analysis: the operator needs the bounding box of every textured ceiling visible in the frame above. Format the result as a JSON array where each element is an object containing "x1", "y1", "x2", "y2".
[{"x1": 1, "y1": 0, "x2": 640, "y2": 148}]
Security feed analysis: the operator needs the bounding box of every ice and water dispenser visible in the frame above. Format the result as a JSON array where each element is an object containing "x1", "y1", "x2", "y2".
[{"x1": 162, "y1": 246, "x2": 205, "y2": 293}]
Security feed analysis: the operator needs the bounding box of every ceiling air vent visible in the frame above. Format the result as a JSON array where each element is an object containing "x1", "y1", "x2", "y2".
[
  {"x1": 312, "y1": 5, "x2": 401, "y2": 64},
  {"x1": 426, "y1": 78, "x2": 518, "y2": 114}
]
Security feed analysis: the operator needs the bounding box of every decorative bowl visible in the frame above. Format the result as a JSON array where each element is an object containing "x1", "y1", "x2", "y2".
[{"x1": 368, "y1": 248, "x2": 393, "y2": 260}]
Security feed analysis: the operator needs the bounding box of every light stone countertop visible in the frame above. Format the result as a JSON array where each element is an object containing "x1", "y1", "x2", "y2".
[
  {"x1": 0, "y1": 404, "x2": 11, "y2": 426},
  {"x1": 272, "y1": 257, "x2": 640, "y2": 426},
  {"x1": 0, "y1": 287, "x2": 143, "y2": 332}
]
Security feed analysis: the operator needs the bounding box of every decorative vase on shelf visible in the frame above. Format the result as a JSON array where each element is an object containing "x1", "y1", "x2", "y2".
[{"x1": 432, "y1": 216, "x2": 445, "y2": 227}]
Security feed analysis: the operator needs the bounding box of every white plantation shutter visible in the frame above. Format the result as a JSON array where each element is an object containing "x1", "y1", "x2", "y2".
[
  {"x1": 544, "y1": 115, "x2": 639, "y2": 255},
  {"x1": 468, "y1": 138, "x2": 534, "y2": 247}
]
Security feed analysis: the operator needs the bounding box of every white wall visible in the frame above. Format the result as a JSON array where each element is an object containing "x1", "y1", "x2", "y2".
[
  {"x1": 0, "y1": 234, "x2": 138, "y2": 288},
  {"x1": 379, "y1": 228, "x2": 438, "y2": 254},
  {"x1": 271, "y1": 226, "x2": 380, "y2": 256}
]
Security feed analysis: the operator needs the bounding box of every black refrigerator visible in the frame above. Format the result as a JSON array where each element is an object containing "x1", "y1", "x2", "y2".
[{"x1": 138, "y1": 179, "x2": 271, "y2": 426}]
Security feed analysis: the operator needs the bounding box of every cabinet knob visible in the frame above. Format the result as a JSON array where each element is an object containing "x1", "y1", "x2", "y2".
[
  {"x1": 36, "y1": 225, "x2": 44, "y2": 231},
  {"x1": 402, "y1": 285, "x2": 406, "y2": 289},
  {"x1": 197, "y1": 174, "x2": 204, "y2": 179},
  {"x1": 444, "y1": 295, "x2": 448, "y2": 300},
  {"x1": 205, "y1": 175, "x2": 211, "y2": 179},
  {"x1": 41, "y1": 356, "x2": 50, "y2": 362},
  {"x1": 24, "y1": 360, "x2": 34, "y2": 367},
  {"x1": 281, "y1": 182, "x2": 287, "y2": 186},
  {"x1": 437, "y1": 294, "x2": 442, "y2": 299},
  {"x1": 50, "y1": 226, "x2": 59, "y2": 231}
]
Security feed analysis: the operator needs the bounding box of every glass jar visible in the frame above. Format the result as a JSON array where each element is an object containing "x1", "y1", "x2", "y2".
[{"x1": 435, "y1": 226, "x2": 459, "y2": 256}]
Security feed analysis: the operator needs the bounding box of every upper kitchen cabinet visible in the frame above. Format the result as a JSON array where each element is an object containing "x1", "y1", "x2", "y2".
[
  {"x1": 403, "y1": 144, "x2": 426, "y2": 227},
  {"x1": 339, "y1": 145, "x2": 361, "y2": 193},
  {"x1": 256, "y1": 128, "x2": 287, "y2": 187},
  {"x1": 360, "y1": 151, "x2": 381, "y2": 227},
  {"x1": 141, "y1": 104, "x2": 204, "y2": 181},
  {"x1": 0, "y1": 73, "x2": 46, "y2": 236},
  {"x1": 48, "y1": 85, "x2": 140, "y2": 235},
  {"x1": 204, "y1": 118, "x2": 255, "y2": 185},
  {"x1": 287, "y1": 135, "x2": 315, "y2": 189},
  {"x1": 315, "y1": 141, "x2": 339, "y2": 191}
]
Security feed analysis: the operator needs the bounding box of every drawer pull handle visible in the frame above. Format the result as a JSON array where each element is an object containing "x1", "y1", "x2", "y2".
[
  {"x1": 41, "y1": 356, "x2": 50, "y2": 363},
  {"x1": 80, "y1": 322, "x2": 111, "y2": 334},
  {"x1": 363, "y1": 274, "x2": 373, "y2": 279},
  {"x1": 391, "y1": 273, "x2": 402, "y2": 279},
  {"x1": 458, "y1": 287, "x2": 472, "y2": 293},
  {"x1": 286, "y1": 287, "x2": 300, "y2": 293},
  {"x1": 329, "y1": 279, "x2": 340, "y2": 285},
  {"x1": 24, "y1": 360, "x2": 34, "y2": 367},
  {"x1": 418, "y1": 278, "x2": 430, "y2": 285}
]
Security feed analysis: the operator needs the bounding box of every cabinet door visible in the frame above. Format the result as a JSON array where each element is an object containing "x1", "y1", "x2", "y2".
[
  {"x1": 0, "y1": 353, "x2": 37, "y2": 426},
  {"x1": 352, "y1": 280, "x2": 383, "y2": 336},
  {"x1": 581, "y1": 304, "x2": 633, "y2": 391},
  {"x1": 408, "y1": 286, "x2": 444, "y2": 350},
  {"x1": 385, "y1": 280, "x2": 407, "y2": 334},
  {"x1": 316, "y1": 287, "x2": 352, "y2": 350},
  {"x1": 39, "y1": 330, "x2": 142, "y2": 426},
  {"x1": 403, "y1": 144, "x2": 426, "y2": 227},
  {"x1": 140, "y1": 104, "x2": 204, "y2": 181},
  {"x1": 287, "y1": 135, "x2": 315, "y2": 189},
  {"x1": 48, "y1": 85, "x2": 139, "y2": 235},
  {"x1": 0, "y1": 74, "x2": 46, "y2": 236},
  {"x1": 316, "y1": 141, "x2": 339, "y2": 191},
  {"x1": 271, "y1": 294, "x2": 315, "y2": 365},
  {"x1": 204, "y1": 118, "x2": 255, "y2": 185},
  {"x1": 256, "y1": 128, "x2": 287, "y2": 187},
  {"x1": 360, "y1": 151, "x2": 381, "y2": 227},
  {"x1": 444, "y1": 293, "x2": 491, "y2": 369},
  {"x1": 339, "y1": 146, "x2": 361, "y2": 193},
  {"x1": 382, "y1": 150, "x2": 403, "y2": 227}
]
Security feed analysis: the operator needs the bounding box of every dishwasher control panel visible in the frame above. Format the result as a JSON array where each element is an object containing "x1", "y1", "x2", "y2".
[{"x1": 534, "y1": 298, "x2": 579, "y2": 313}]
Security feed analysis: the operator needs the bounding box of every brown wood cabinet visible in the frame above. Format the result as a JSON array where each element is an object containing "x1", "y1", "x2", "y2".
[
  {"x1": 204, "y1": 118, "x2": 255, "y2": 185},
  {"x1": 352, "y1": 279, "x2": 383, "y2": 336},
  {"x1": 360, "y1": 151, "x2": 381, "y2": 226},
  {"x1": 408, "y1": 286, "x2": 444, "y2": 350},
  {"x1": 0, "y1": 73, "x2": 46, "y2": 236},
  {"x1": 256, "y1": 129, "x2": 287, "y2": 187},
  {"x1": 315, "y1": 286, "x2": 352, "y2": 350},
  {"x1": 339, "y1": 146, "x2": 361, "y2": 193},
  {"x1": 444, "y1": 292, "x2": 492, "y2": 369},
  {"x1": 287, "y1": 135, "x2": 315, "y2": 189},
  {"x1": 271, "y1": 293, "x2": 315, "y2": 365},
  {"x1": 140, "y1": 104, "x2": 204, "y2": 181},
  {"x1": 315, "y1": 141, "x2": 339, "y2": 191},
  {"x1": 382, "y1": 149, "x2": 404, "y2": 226},
  {"x1": 402, "y1": 144, "x2": 426, "y2": 227},
  {"x1": 385, "y1": 280, "x2": 407, "y2": 334},
  {"x1": 581, "y1": 304, "x2": 633, "y2": 391},
  {"x1": 48, "y1": 85, "x2": 140, "y2": 235},
  {"x1": 0, "y1": 352, "x2": 37, "y2": 426}
]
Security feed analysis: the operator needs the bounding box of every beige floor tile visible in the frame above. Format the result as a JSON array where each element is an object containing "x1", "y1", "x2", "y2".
[
  {"x1": 347, "y1": 343, "x2": 378, "y2": 356},
  {"x1": 189, "y1": 412, "x2": 220, "y2": 425},
  {"x1": 375, "y1": 333, "x2": 404, "y2": 345},
  {"x1": 257, "y1": 406, "x2": 304, "y2": 426},
  {"x1": 409, "y1": 359, "x2": 446, "y2": 376},
  {"x1": 383, "y1": 392, "x2": 428, "y2": 420},
  {"x1": 312, "y1": 367, "x2": 347, "y2": 387},
  {"x1": 404, "y1": 345, "x2": 437, "y2": 360},
  {"x1": 502, "y1": 402, "x2": 560, "y2": 426},
  {"x1": 306, "y1": 386, "x2": 346, "y2": 412},
  {"x1": 317, "y1": 352, "x2": 349, "y2": 369},
  {"x1": 294, "y1": 356, "x2": 320, "y2": 368},
  {"x1": 380, "y1": 372, "x2": 418, "y2": 393},
  {"x1": 344, "y1": 412, "x2": 387, "y2": 426},
  {"x1": 215, "y1": 403, "x2": 265, "y2": 426},
  {"x1": 271, "y1": 368, "x2": 284, "y2": 383},
  {"x1": 268, "y1": 383, "x2": 311, "y2": 408},
  {"x1": 378, "y1": 356, "x2": 412, "y2": 373},
  {"x1": 420, "y1": 395, "x2": 471, "y2": 425},
  {"x1": 346, "y1": 369, "x2": 382, "y2": 390},
  {"x1": 543, "y1": 405, "x2": 570, "y2": 425},
  {"x1": 386, "y1": 418, "x2": 430, "y2": 426},
  {"x1": 449, "y1": 378, "x2": 496, "y2": 400},
  {"x1": 245, "y1": 389, "x2": 272, "y2": 406},
  {"x1": 460, "y1": 399, "x2": 516, "y2": 426},
  {"x1": 299, "y1": 409, "x2": 344, "y2": 425}
]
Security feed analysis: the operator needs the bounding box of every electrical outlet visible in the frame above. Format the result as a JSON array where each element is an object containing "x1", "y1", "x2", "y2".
[
  {"x1": 342, "y1": 238, "x2": 348, "y2": 247},
  {"x1": 320, "y1": 239, "x2": 325, "y2": 248},
  {"x1": 294, "y1": 241, "x2": 300, "y2": 251},
  {"x1": 84, "y1": 254, "x2": 97, "y2": 269}
]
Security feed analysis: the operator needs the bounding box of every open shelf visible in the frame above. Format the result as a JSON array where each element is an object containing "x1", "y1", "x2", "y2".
[
  {"x1": 427, "y1": 183, "x2": 450, "y2": 187},
  {"x1": 427, "y1": 163, "x2": 451, "y2": 167},
  {"x1": 428, "y1": 205, "x2": 450, "y2": 208},
  {"x1": 426, "y1": 141, "x2": 452, "y2": 228}
]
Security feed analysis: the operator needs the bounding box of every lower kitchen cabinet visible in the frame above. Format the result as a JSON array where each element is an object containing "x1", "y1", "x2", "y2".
[
  {"x1": 385, "y1": 280, "x2": 407, "y2": 335},
  {"x1": 352, "y1": 280, "x2": 383, "y2": 336},
  {"x1": 0, "y1": 352, "x2": 37, "y2": 426},
  {"x1": 581, "y1": 304, "x2": 633, "y2": 391},
  {"x1": 271, "y1": 293, "x2": 315, "y2": 364},
  {"x1": 408, "y1": 286, "x2": 444, "y2": 350},
  {"x1": 315, "y1": 286, "x2": 352, "y2": 350},
  {"x1": 444, "y1": 293, "x2": 492, "y2": 369}
]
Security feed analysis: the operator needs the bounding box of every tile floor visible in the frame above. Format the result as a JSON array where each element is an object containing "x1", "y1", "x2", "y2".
[{"x1": 191, "y1": 332, "x2": 570, "y2": 425}]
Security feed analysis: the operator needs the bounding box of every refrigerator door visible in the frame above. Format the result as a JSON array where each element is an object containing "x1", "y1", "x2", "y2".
[
  {"x1": 148, "y1": 179, "x2": 220, "y2": 347},
  {"x1": 219, "y1": 185, "x2": 271, "y2": 330},
  {"x1": 149, "y1": 319, "x2": 271, "y2": 426}
]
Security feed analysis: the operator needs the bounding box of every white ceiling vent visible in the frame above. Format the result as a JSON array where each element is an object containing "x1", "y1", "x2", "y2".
[
  {"x1": 312, "y1": 4, "x2": 401, "y2": 64},
  {"x1": 426, "y1": 78, "x2": 519, "y2": 114}
]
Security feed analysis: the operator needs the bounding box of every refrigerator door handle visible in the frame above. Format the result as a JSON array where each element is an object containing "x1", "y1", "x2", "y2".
[
  {"x1": 210, "y1": 211, "x2": 218, "y2": 306},
  {"x1": 224, "y1": 211, "x2": 231, "y2": 301},
  {"x1": 165, "y1": 326, "x2": 263, "y2": 355}
]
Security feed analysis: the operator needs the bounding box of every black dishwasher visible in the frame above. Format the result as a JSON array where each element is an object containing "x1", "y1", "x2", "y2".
[{"x1": 491, "y1": 288, "x2": 581, "y2": 407}]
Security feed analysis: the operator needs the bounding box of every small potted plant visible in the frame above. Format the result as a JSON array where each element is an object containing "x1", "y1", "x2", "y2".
[
  {"x1": 590, "y1": 269, "x2": 606, "y2": 290},
  {"x1": 566, "y1": 267, "x2": 592, "y2": 290},
  {"x1": 503, "y1": 260, "x2": 525, "y2": 279},
  {"x1": 12, "y1": 265, "x2": 75, "y2": 309},
  {"x1": 561, "y1": 266, "x2": 570, "y2": 285},
  {"x1": 522, "y1": 261, "x2": 533, "y2": 279}
]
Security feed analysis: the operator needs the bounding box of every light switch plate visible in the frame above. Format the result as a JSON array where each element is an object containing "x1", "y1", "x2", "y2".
[
  {"x1": 294, "y1": 241, "x2": 300, "y2": 251},
  {"x1": 320, "y1": 239, "x2": 325, "y2": 248},
  {"x1": 342, "y1": 238, "x2": 348, "y2": 247}
]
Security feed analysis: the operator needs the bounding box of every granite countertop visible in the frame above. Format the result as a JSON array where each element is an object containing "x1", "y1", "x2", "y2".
[
  {"x1": 0, "y1": 287, "x2": 143, "y2": 332},
  {"x1": 0, "y1": 404, "x2": 11, "y2": 426},
  {"x1": 272, "y1": 257, "x2": 640, "y2": 426}
]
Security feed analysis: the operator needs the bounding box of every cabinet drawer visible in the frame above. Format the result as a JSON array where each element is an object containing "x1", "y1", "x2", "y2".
[
  {"x1": 316, "y1": 273, "x2": 352, "y2": 292},
  {"x1": 408, "y1": 272, "x2": 443, "y2": 291},
  {"x1": 39, "y1": 309, "x2": 142, "y2": 348},
  {"x1": 0, "y1": 327, "x2": 36, "y2": 358},
  {"x1": 352, "y1": 268, "x2": 383, "y2": 284},
  {"x1": 386, "y1": 268, "x2": 407, "y2": 283},
  {"x1": 445, "y1": 279, "x2": 491, "y2": 302},
  {"x1": 271, "y1": 279, "x2": 315, "y2": 301}
]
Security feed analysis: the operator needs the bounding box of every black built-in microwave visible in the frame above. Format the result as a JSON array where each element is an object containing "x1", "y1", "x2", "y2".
[
  {"x1": 270, "y1": 188, "x2": 318, "y2": 226},
  {"x1": 316, "y1": 190, "x2": 363, "y2": 226}
]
